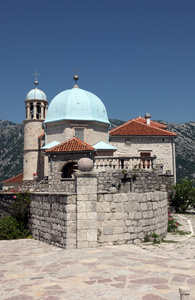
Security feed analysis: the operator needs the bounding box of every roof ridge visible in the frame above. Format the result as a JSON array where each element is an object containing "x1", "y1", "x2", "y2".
[
  {"x1": 109, "y1": 119, "x2": 134, "y2": 133},
  {"x1": 110, "y1": 119, "x2": 177, "y2": 137},
  {"x1": 143, "y1": 121, "x2": 177, "y2": 135},
  {"x1": 73, "y1": 137, "x2": 95, "y2": 148},
  {"x1": 45, "y1": 137, "x2": 95, "y2": 153}
]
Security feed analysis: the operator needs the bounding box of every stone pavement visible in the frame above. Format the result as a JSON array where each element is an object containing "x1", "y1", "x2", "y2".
[{"x1": 0, "y1": 213, "x2": 195, "y2": 300}]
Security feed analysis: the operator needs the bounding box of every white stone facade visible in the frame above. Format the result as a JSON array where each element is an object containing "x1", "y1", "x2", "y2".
[
  {"x1": 110, "y1": 136, "x2": 176, "y2": 179},
  {"x1": 45, "y1": 120, "x2": 109, "y2": 146}
]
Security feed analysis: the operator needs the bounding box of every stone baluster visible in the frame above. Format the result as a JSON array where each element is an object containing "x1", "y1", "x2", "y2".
[
  {"x1": 102, "y1": 159, "x2": 105, "y2": 171},
  {"x1": 124, "y1": 159, "x2": 129, "y2": 170},
  {"x1": 119, "y1": 159, "x2": 122, "y2": 169},
  {"x1": 147, "y1": 158, "x2": 151, "y2": 170}
]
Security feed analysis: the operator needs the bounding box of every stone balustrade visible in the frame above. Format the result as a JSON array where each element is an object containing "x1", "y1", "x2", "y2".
[{"x1": 93, "y1": 156, "x2": 156, "y2": 172}]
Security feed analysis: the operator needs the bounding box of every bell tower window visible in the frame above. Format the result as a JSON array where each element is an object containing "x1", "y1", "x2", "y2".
[
  {"x1": 30, "y1": 103, "x2": 34, "y2": 119},
  {"x1": 36, "y1": 102, "x2": 41, "y2": 119}
]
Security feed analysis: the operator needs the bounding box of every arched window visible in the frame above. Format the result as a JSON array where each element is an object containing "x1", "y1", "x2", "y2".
[
  {"x1": 36, "y1": 102, "x2": 41, "y2": 119},
  {"x1": 61, "y1": 162, "x2": 78, "y2": 178},
  {"x1": 30, "y1": 102, "x2": 34, "y2": 119}
]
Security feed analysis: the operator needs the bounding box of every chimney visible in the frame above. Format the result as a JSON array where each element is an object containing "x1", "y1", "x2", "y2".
[{"x1": 145, "y1": 113, "x2": 151, "y2": 125}]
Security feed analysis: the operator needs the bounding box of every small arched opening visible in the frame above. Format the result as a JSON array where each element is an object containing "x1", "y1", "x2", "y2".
[
  {"x1": 61, "y1": 162, "x2": 78, "y2": 178},
  {"x1": 30, "y1": 102, "x2": 34, "y2": 119},
  {"x1": 36, "y1": 102, "x2": 41, "y2": 119}
]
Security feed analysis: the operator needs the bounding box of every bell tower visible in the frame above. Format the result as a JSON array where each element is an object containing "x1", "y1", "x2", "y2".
[{"x1": 23, "y1": 72, "x2": 48, "y2": 182}]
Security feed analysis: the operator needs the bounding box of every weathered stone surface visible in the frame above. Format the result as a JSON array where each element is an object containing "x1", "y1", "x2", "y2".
[{"x1": 0, "y1": 174, "x2": 167, "y2": 249}]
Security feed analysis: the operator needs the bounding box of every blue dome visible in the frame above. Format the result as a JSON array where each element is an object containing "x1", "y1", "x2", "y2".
[
  {"x1": 26, "y1": 88, "x2": 47, "y2": 101},
  {"x1": 44, "y1": 88, "x2": 109, "y2": 124}
]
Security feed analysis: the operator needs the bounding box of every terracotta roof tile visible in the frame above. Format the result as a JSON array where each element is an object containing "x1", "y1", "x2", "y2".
[
  {"x1": 134, "y1": 117, "x2": 167, "y2": 129},
  {"x1": 109, "y1": 120, "x2": 177, "y2": 137},
  {"x1": 38, "y1": 133, "x2": 45, "y2": 138},
  {"x1": 45, "y1": 137, "x2": 95, "y2": 153},
  {"x1": 2, "y1": 173, "x2": 23, "y2": 184}
]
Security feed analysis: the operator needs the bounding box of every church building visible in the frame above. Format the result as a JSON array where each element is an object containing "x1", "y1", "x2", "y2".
[{"x1": 2, "y1": 73, "x2": 177, "y2": 191}]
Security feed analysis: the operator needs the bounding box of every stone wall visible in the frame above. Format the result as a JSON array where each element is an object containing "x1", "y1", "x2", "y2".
[
  {"x1": 97, "y1": 191, "x2": 167, "y2": 246},
  {"x1": 75, "y1": 173, "x2": 98, "y2": 249},
  {"x1": 30, "y1": 193, "x2": 76, "y2": 249},
  {"x1": 97, "y1": 170, "x2": 174, "y2": 193},
  {"x1": 0, "y1": 172, "x2": 168, "y2": 249},
  {"x1": 0, "y1": 193, "x2": 15, "y2": 217}
]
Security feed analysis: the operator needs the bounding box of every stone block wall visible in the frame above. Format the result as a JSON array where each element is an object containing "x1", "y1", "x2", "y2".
[
  {"x1": 97, "y1": 170, "x2": 173, "y2": 193},
  {"x1": 97, "y1": 191, "x2": 167, "y2": 246},
  {"x1": 0, "y1": 193, "x2": 15, "y2": 217},
  {"x1": 30, "y1": 193, "x2": 77, "y2": 249},
  {"x1": 0, "y1": 173, "x2": 168, "y2": 249}
]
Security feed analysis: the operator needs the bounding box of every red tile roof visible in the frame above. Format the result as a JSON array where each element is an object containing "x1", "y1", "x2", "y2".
[
  {"x1": 45, "y1": 137, "x2": 95, "y2": 153},
  {"x1": 38, "y1": 133, "x2": 45, "y2": 138},
  {"x1": 2, "y1": 173, "x2": 23, "y2": 183},
  {"x1": 134, "y1": 117, "x2": 167, "y2": 129},
  {"x1": 109, "y1": 119, "x2": 177, "y2": 137}
]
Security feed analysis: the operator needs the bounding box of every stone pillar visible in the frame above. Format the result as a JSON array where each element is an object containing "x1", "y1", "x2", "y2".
[
  {"x1": 41, "y1": 103, "x2": 44, "y2": 119},
  {"x1": 26, "y1": 103, "x2": 30, "y2": 119},
  {"x1": 33, "y1": 102, "x2": 37, "y2": 119},
  {"x1": 179, "y1": 287, "x2": 190, "y2": 300},
  {"x1": 75, "y1": 172, "x2": 97, "y2": 249}
]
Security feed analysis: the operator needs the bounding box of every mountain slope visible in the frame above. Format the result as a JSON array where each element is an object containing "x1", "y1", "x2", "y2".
[
  {"x1": 159, "y1": 121, "x2": 195, "y2": 182},
  {"x1": 0, "y1": 120, "x2": 24, "y2": 188}
]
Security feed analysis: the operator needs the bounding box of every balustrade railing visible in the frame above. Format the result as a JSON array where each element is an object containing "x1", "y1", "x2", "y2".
[{"x1": 93, "y1": 156, "x2": 156, "y2": 172}]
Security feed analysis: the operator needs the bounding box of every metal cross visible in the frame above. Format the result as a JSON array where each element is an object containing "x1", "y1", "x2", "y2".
[
  {"x1": 73, "y1": 66, "x2": 80, "y2": 74},
  {"x1": 33, "y1": 70, "x2": 40, "y2": 81}
]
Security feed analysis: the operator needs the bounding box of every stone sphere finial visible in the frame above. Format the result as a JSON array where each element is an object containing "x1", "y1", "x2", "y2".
[
  {"x1": 73, "y1": 75, "x2": 79, "y2": 88},
  {"x1": 78, "y1": 158, "x2": 93, "y2": 172}
]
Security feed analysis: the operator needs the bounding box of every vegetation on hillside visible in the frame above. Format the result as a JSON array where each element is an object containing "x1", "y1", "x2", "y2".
[{"x1": 0, "y1": 192, "x2": 31, "y2": 240}]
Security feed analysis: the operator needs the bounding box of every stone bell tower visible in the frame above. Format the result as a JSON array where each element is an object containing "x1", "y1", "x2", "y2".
[{"x1": 23, "y1": 72, "x2": 48, "y2": 182}]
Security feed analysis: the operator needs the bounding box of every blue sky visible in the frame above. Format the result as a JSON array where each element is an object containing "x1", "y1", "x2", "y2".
[{"x1": 0, "y1": 0, "x2": 195, "y2": 124}]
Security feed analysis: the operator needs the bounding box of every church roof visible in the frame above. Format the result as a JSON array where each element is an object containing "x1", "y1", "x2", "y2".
[
  {"x1": 41, "y1": 141, "x2": 60, "y2": 150},
  {"x1": 134, "y1": 117, "x2": 167, "y2": 129},
  {"x1": 45, "y1": 137, "x2": 95, "y2": 153},
  {"x1": 44, "y1": 87, "x2": 109, "y2": 125},
  {"x1": 2, "y1": 173, "x2": 23, "y2": 184},
  {"x1": 26, "y1": 88, "x2": 47, "y2": 101},
  {"x1": 109, "y1": 119, "x2": 177, "y2": 137},
  {"x1": 93, "y1": 141, "x2": 117, "y2": 150}
]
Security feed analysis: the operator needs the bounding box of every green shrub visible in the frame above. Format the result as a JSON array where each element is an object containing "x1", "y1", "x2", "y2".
[
  {"x1": 12, "y1": 192, "x2": 31, "y2": 228},
  {"x1": 0, "y1": 192, "x2": 31, "y2": 240},
  {"x1": 170, "y1": 179, "x2": 195, "y2": 213},
  {"x1": 0, "y1": 216, "x2": 30, "y2": 240}
]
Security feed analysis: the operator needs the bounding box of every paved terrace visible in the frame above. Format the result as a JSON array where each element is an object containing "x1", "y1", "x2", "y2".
[{"x1": 0, "y1": 213, "x2": 195, "y2": 300}]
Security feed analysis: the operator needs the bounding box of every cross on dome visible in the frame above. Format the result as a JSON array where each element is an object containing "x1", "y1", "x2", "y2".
[{"x1": 33, "y1": 70, "x2": 40, "y2": 87}]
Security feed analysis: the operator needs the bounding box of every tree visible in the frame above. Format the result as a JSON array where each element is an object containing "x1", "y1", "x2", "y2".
[{"x1": 170, "y1": 179, "x2": 195, "y2": 213}]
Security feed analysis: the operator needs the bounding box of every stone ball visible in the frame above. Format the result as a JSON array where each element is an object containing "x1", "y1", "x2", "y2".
[{"x1": 78, "y1": 158, "x2": 93, "y2": 172}]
